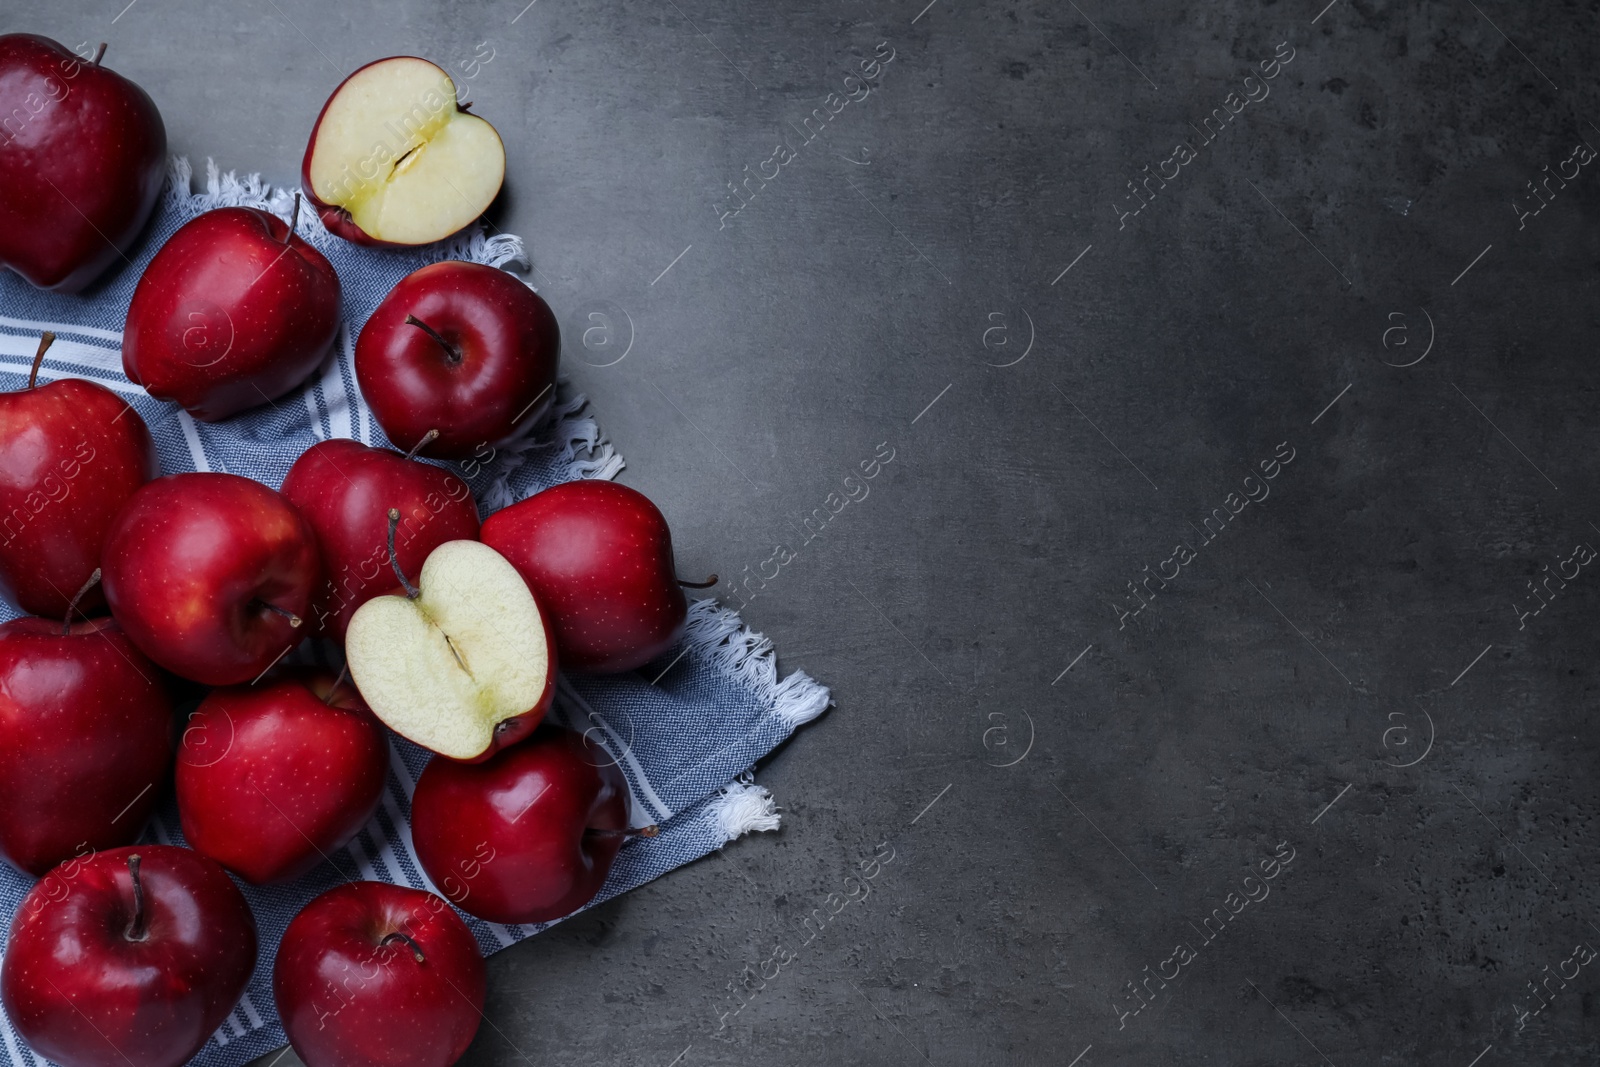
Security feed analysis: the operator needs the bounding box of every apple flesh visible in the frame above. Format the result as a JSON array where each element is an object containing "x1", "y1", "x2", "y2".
[
  {"x1": 355, "y1": 261, "x2": 561, "y2": 458},
  {"x1": 281, "y1": 436, "x2": 481, "y2": 640},
  {"x1": 275, "y1": 882, "x2": 486, "y2": 1067},
  {"x1": 0, "y1": 613, "x2": 172, "y2": 877},
  {"x1": 346, "y1": 535, "x2": 555, "y2": 761},
  {"x1": 411, "y1": 725, "x2": 654, "y2": 925},
  {"x1": 302, "y1": 56, "x2": 505, "y2": 247},
  {"x1": 0, "y1": 332, "x2": 159, "y2": 617},
  {"x1": 102, "y1": 472, "x2": 323, "y2": 685},
  {"x1": 176, "y1": 670, "x2": 389, "y2": 885},
  {"x1": 0, "y1": 35, "x2": 167, "y2": 292},
  {"x1": 1, "y1": 846, "x2": 257, "y2": 1067},
  {"x1": 122, "y1": 204, "x2": 342, "y2": 421},
  {"x1": 481, "y1": 480, "x2": 706, "y2": 673}
]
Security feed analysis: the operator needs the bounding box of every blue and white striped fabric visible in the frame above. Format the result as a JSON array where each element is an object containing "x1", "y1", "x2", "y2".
[{"x1": 0, "y1": 159, "x2": 829, "y2": 1067}]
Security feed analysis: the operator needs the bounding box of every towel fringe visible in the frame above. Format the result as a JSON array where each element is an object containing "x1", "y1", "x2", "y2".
[
  {"x1": 704, "y1": 774, "x2": 782, "y2": 845},
  {"x1": 680, "y1": 600, "x2": 832, "y2": 728},
  {"x1": 477, "y1": 385, "x2": 624, "y2": 511}
]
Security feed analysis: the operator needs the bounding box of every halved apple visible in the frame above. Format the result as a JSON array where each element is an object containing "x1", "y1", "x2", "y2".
[
  {"x1": 301, "y1": 56, "x2": 506, "y2": 247},
  {"x1": 345, "y1": 536, "x2": 555, "y2": 761}
]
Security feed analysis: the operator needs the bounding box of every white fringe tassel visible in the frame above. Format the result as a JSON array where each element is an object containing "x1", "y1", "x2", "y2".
[
  {"x1": 680, "y1": 599, "x2": 833, "y2": 728},
  {"x1": 478, "y1": 386, "x2": 624, "y2": 511},
  {"x1": 705, "y1": 774, "x2": 782, "y2": 846}
]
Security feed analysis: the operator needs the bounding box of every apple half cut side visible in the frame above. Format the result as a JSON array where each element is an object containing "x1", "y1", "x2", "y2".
[
  {"x1": 346, "y1": 537, "x2": 555, "y2": 761},
  {"x1": 302, "y1": 56, "x2": 506, "y2": 247}
]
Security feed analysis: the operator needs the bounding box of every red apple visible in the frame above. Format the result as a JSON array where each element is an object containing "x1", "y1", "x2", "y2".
[
  {"x1": 0, "y1": 36, "x2": 166, "y2": 292},
  {"x1": 281, "y1": 437, "x2": 480, "y2": 640},
  {"x1": 275, "y1": 882, "x2": 485, "y2": 1067},
  {"x1": 0, "y1": 612, "x2": 172, "y2": 877},
  {"x1": 302, "y1": 56, "x2": 505, "y2": 248},
  {"x1": 0, "y1": 332, "x2": 159, "y2": 617},
  {"x1": 176, "y1": 669, "x2": 388, "y2": 885},
  {"x1": 355, "y1": 261, "x2": 559, "y2": 459},
  {"x1": 481, "y1": 480, "x2": 712, "y2": 673},
  {"x1": 1, "y1": 846, "x2": 257, "y2": 1067},
  {"x1": 102, "y1": 472, "x2": 322, "y2": 685},
  {"x1": 411, "y1": 725, "x2": 655, "y2": 924},
  {"x1": 122, "y1": 202, "x2": 341, "y2": 421}
]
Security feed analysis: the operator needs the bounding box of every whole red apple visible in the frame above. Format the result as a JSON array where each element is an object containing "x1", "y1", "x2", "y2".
[
  {"x1": 410, "y1": 724, "x2": 654, "y2": 925},
  {"x1": 0, "y1": 35, "x2": 166, "y2": 292},
  {"x1": 281, "y1": 437, "x2": 480, "y2": 640},
  {"x1": 0, "y1": 613, "x2": 172, "y2": 877},
  {"x1": 176, "y1": 669, "x2": 388, "y2": 885},
  {"x1": 275, "y1": 882, "x2": 486, "y2": 1067},
  {"x1": 1, "y1": 846, "x2": 257, "y2": 1067},
  {"x1": 102, "y1": 472, "x2": 322, "y2": 685},
  {"x1": 0, "y1": 332, "x2": 159, "y2": 617},
  {"x1": 122, "y1": 203, "x2": 341, "y2": 421},
  {"x1": 481, "y1": 480, "x2": 711, "y2": 673},
  {"x1": 355, "y1": 261, "x2": 559, "y2": 459}
]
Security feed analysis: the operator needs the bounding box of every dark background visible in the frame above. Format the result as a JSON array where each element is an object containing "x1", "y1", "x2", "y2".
[{"x1": 9, "y1": 0, "x2": 1600, "y2": 1064}]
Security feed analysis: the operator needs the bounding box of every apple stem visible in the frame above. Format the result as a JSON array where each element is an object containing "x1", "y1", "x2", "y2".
[
  {"x1": 285, "y1": 193, "x2": 302, "y2": 244},
  {"x1": 404, "y1": 316, "x2": 463, "y2": 366},
  {"x1": 254, "y1": 600, "x2": 303, "y2": 628},
  {"x1": 589, "y1": 824, "x2": 660, "y2": 840},
  {"x1": 123, "y1": 853, "x2": 148, "y2": 942},
  {"x1": 677, "y1": 574, "x2": 719, "y2": 589},
  {"x1": 92, "y1": 43, "x2": 107, "y2": 67},
  {"x1": 403, "y1": 429, "x2": 441, "y2": 461},
  {"x1": 62, "y1": 568, "x2": 101, "y2": 634},
  {"x1": 28, "y1": 332, "x2": 55, "y2": 390},
  {"x1": 380, "y1": 931, "x2": 426, "y2": 963},
  {"x1": 387, "y1": 508, "x2": 420, "y2": 599}
]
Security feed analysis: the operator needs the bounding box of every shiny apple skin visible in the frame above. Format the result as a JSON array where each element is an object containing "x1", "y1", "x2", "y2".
[
  {"x1": 355, "y1": 261, "x2": 560, "y2": 459},
  {"x1": 1, "y1": 845, "x2": 257, "y2": 1067},
  {"x1": 0, "y1": 35, "x2": 167, "y2": 292},
  {"x1": 122, "y1": 206, "x2": 342, "y2": 421},
  {"x1": 0, "y1": 373, "x2": 159, "y2": 616},
  {"x1": 411, "y1": 725, "x2": 633, "y2": 925},
  {"x1": 481, "y1": 480, "x2": 688, "y2": 673},
  {"x1": 176, "y1": 670, "x2": 388, "y2": 885},
  {"x1": 281, "y1": 438, "x2": 481, "y2": 640},
  {"x1": 0, "y1": 616, "x2": 173, "y2": 877},
  {"x1": 275, "y1": 882, "x2": 486, "y2": 1067},
  {"x1": 102, "y1": 472, "x2": 322, "y2": 685}
]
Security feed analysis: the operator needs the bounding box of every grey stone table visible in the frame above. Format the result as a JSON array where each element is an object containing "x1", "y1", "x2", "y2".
[{"x1": 8, "y1": 0, "x2": 1600, "y2": 1064}]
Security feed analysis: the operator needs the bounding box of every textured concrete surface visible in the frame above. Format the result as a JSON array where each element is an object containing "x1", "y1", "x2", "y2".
[{"x1": 7, "y1": 0, "x2": 1600, "y2": 1064}]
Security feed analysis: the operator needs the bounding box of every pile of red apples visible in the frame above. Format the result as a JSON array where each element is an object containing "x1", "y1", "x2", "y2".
[{"x1": 0, "y1": 35, "x2": 712, "y2": 1067}]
